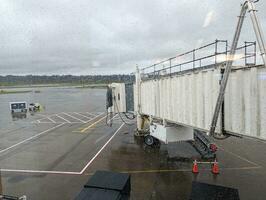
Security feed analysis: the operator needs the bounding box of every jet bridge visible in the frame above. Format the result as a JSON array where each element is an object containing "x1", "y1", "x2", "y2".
[
  {"x1": 109, "y1": 0, "x2": 266, "y2": 145},
  {"x1": 136, "y1": 63, "x2": 266, "y2": 140}
]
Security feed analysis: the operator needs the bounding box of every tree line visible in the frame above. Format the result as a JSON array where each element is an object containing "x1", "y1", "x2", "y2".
[{"x1": 0, "y1": 75, "x2": 135, "y2": 86}]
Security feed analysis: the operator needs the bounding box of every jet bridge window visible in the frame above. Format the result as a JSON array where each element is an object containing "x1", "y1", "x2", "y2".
[
  {"x1": 19, "y1": 103, "x2": 26, "y2": 109},
  {"x1": 11, "y1": 104, "x2": 18, "y2": 109}
]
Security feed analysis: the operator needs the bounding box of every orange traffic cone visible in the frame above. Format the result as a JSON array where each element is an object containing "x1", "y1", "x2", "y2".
[
  {"x1": 192, "y1": 160, "x2": 199, "y2": 174},
  {"x1": 212, "y1": 159, "x2": 219, "y2": 174}
]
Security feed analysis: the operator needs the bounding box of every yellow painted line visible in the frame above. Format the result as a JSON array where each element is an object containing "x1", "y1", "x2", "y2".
[
  {"x1": 118, "y1": 166, "x2": 262, "y2": 174},
  {"x1": 80, "y1": 115, "x2": 107, "y2": 133},
  {"x1": 222, "y1": 166, "x2": 262, "y2": 170},
  {"x1": 120, "y1": 169, "x2": 191, "y2": 174}
]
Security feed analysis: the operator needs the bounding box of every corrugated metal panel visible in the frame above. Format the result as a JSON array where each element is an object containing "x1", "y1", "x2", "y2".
[
  {"x1": 136, "y1": 66, "x2": 266, "y2": 139},
  {"x1": 137, "y1": 68, "x2": 221, "y2": 133},
  {"x1": 224, "y1": 67, "x2": 266, "y2": 139}
]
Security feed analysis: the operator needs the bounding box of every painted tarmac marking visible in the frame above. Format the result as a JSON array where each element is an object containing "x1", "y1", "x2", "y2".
[
  {"x1": 34, "y1": 114, "x2": 56, "y2": 122},
  {"x1": 1, "y1": 165, "x2": 260, "y2": 176},
  {"x1": 86, "y1": 112, "x2": 98, "y2": 117},
  {"x1": 79, "y1": 113, "x2": 117, "y2": 133},
  {"x1": 33, "y1": 122, "x2": 81, "y2": 124},
  {"x1": 218, "y1": 146, "x2": 261, "y2": 167},
  {"x1": 56, "y1": 114, "x2": 71, "y2": 123},
  {"x1": 0, "y1": 123, "x2": 65, "y2": 155},
  {"x1": 36, "y1": 113, "x2": 47, "y2": 117},
  {"x1": 80, "y1": 123, "x2": 125, "y2": 174},
  {"x1": 33, "y1": 112, "x2": 103, "y2": 124},
  {"x1": 72, "y1": 114, "x2": 105, "y2": 132},
  {"x1": 0, "y1": 169, "x2": 81, "y2": 175},
  {"x1": 0, "y1": 122, "x2": 125, "y2": 175},
  {"x1": 80, "y1": 116, "x2": 107, "y2": 133},
  {"x1": 73, "y1": 113, "x2": 116, "y2": 133},
  {"x1": 62, "y1": 112, "x2": 86, "y2": 123},
  {"x1": 84, "y1": 113, "x2": 104, "y2": 123},
  {"x1": 118, "y1": 166, "x2": 262, "y2": 174},
  {"x1": 73, "y1": 112, "x2": 92, "y2": 119},
  {"x1": 222, "y1": 166, "x2": 262, "y2": 170},
  {"x1": 0, "y1": 122, "x2": 260, "y2": 176},
  {"x1": 47, "y1": 117, "x2": 56, "y2": 123}
]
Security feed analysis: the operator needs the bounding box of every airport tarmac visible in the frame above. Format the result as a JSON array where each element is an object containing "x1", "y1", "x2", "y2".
[{"x1": 0, "y1": 87, "x2": 266, "y2": 199}]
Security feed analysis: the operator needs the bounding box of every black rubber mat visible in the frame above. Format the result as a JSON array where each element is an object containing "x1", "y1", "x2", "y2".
[
  {"x1": 75, "y1": 171, "x2": 130, "y2": 200},
  {"x1": 84, "y1": 171, "x2": 131, "y2": 195},
  {"x1": 190, "y1": 181, "x2": 240, "y2": 200},
  {"x1": 75, "y1": 188, "x2": 121, "y2": 200}
]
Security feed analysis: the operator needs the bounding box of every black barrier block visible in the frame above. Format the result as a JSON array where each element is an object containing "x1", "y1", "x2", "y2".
[
  {"x1": 84, "y1": 171, "x2": 131, "y2": 196},
  {"x1": 190, "y1": 181, "x2": 240, "y2": 200}
]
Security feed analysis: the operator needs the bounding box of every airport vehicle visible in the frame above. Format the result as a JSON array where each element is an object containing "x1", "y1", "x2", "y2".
[
  {"x1": 9, "y1": 102, "x2": 27, "y2": 113},
  {"x1": 28, "y1": 103, "x2": 41, "y2": 112}
]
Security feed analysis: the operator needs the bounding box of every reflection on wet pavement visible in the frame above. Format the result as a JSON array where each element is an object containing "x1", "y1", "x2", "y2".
[{"x1": 0, "y1": 87, "x2": 265, "y2": 199}]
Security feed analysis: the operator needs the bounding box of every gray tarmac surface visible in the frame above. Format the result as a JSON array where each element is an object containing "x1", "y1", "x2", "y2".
[{"x1": 0, "y1": 87, "x2": 265, "y2": 199}]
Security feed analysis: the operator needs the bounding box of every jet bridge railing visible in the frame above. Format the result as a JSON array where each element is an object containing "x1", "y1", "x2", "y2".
[{"x1": 141, "y1": 40, "x2": 257, "y2": 80}]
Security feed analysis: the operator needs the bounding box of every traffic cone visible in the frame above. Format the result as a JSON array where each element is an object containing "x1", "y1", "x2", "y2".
[
  {"x1": 212, "y1": 159, "x2": 219, "y2": 174},
  {"x1": 192, "y1": 160, "x2": 199, "y2": 174}
]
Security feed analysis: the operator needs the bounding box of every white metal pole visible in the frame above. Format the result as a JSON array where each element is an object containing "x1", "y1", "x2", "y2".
[
  {"x1": 247, "y1": 0, "x2": 266, "y2": 66},
  {"x1": 135, "y1": 65, "x2": 142, "y2": 131}
]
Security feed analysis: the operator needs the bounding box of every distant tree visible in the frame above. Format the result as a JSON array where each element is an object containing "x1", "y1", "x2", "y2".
[{"x1": 0, "y1": 74, "x2": 135, "y2": 86}]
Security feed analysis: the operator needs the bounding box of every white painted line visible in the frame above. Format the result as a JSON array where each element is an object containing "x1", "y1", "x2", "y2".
[
  {"x1": 0, "y1": 168, "x2": 80, "y2": 175},
  {"x1": 80, "y1": 123, "x2": 125, "y2": 174},
  {"x1": 36, "y1": 113, "x2": 48, "y2": 117},
  {"x1": 74, "y1": 112, "x2": 91, "y2": 119},
  {"x1": 86, "y1": 112, "x2": 98, "y2": 117},
  {"x1": 62, "y1": 112, "x2": 86, "y2": 123},
  {"x1": 47, "y1": 117, "x2": 56, "y2": 123},
  {"x1": 218, "y1": 146, "x2": 261, "y2": 167},
  {"x1": 56, "y1": 114, "x2": 71, "y2": 123},
  {"x1": 2, "y1": 164, "x2": 259, "y2": 175},
  {"x1": 85, "y1": 113, "x2": 104, "y2": 123},
  {"x1": 106, "y1": 114, "x2": 118, "y2": 124},
  {"x1": 35, "y1": 114, "x2": 56, "y2": 122},
  {"x1": 0, "y1": 123, "x2": 64, "y2": 155},
  {"x1": 0, "y1": 121, "x2": 124, "y2": 175},
  {"x1": 34, "y1": 122, "x2": 82, "y2": 124}
]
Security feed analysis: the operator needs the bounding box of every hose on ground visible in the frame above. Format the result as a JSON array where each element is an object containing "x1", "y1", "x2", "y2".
[{"x1": 114, "y1": 99, "x2": 135, "y2": 126}]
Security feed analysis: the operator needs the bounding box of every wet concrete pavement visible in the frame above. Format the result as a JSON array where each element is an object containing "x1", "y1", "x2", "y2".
[{"x1": 0, "y1": 87, "x2": 266, "y2": 199}]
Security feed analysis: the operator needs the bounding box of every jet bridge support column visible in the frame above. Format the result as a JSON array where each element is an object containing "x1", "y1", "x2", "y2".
[
  {"x1": 135, "y1": 65, "x2": 143, "y2": 133},
  {"x1": 209, "y1": 0, "x2": 266, "y2": 139},
  {"x1": 247, "y1": 0, "x2": 266, "y2": 66}
]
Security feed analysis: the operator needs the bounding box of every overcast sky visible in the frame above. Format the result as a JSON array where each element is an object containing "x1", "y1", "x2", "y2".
[{"x1": 0, "y1": 0, "x2": 265, "y2": 75}]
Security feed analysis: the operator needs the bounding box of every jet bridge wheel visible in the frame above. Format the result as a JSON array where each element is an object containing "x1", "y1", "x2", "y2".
[
  {"x1": 144, "y1": 135, "x2": 160, "y2": 147},
  {"x1": 144, "y1": 135, "x2": 155, "y2": 146}
]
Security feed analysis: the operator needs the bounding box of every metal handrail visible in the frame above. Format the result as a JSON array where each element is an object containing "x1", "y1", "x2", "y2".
[{"x1": 140, "y1": 39, "x2": 257, "y2": 78}]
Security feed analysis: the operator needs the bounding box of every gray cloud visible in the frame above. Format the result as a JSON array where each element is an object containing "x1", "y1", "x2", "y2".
[{"x1": 0, "y1": 0, "x2": 265, "y2": 75}]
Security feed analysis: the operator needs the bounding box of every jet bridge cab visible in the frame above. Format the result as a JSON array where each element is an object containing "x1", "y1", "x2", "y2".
[{"x1": 9, "y1": 101, "x2": 27, "y2": 113}]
